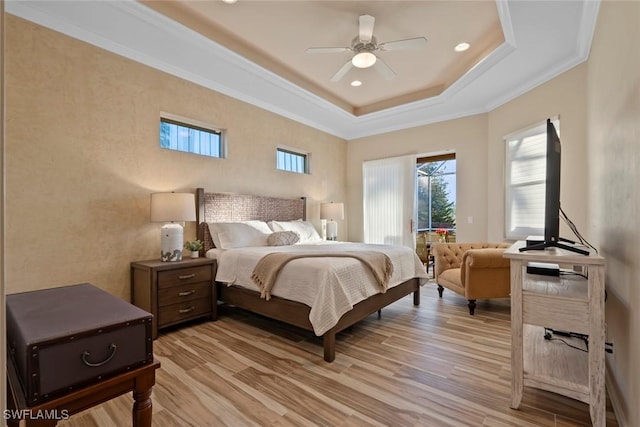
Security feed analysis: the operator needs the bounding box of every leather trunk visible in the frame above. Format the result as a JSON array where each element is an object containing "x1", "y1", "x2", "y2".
[{"x1": 6, "y1": 283, "x2": 153, "y2": 406}]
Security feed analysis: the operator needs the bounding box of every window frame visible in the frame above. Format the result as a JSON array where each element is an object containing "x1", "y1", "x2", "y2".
[
  {"x1": 276, "y1": 146, "x2": 310, "y2": 174},
  {"x1": 159, "y1": 112, "x2": 226, "y2": 158},
  {"x1": 416, "y1": 153, "x2": 457, "y2": 234},
  {"x1": 504, "y1": 117, "x2": 559, "y2": 240}
]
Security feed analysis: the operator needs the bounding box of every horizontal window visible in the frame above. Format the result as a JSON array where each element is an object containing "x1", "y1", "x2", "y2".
[
  {"x1": 160, "y1": 115, "x2": 225, "y2": 158},
  {"x1": 277, "y1": 148, "x2": 308, "y2": 174}
]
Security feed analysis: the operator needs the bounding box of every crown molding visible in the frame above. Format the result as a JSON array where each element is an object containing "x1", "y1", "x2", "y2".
[{"x1": 6, "y1": 0, "x2": 600, "y2": 140}]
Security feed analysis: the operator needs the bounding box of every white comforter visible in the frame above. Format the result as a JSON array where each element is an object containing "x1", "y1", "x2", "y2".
[{"x1": 212, "y1": 241, "x2": 428, "y2": 335}]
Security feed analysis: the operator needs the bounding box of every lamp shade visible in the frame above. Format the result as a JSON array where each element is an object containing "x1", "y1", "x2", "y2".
[
  {"x1": 320, "y1": 202, "x2": 344, "y2": 221},
  {"x1": 150, "y1": 192, "x2": 196, "y2": 222}
]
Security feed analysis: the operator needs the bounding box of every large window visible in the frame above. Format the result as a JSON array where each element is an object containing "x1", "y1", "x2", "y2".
[
  {"x1": 416, "y1": 154, "x2": 456, "y2": 234},
  {"x1": 159, "y1": 114, "x2": 225, "y2": 158},
  {"x1": 277, "y1": 147, "x2": 308, "y2": 174},
  {"x1": 504, "y1": 118, "x2": 559, "y2": 239}
]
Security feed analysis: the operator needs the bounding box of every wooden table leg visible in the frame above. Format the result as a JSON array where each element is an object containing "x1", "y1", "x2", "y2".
[
  {"x1": 132, "y1": 364, "x2": 157, "y2": 427},
  {"x1": 510, "y1": 259, "x2": 524, "y2": 409},
  {"x1": 588, "y1": 266, "x2": 606, "y2": 427}
]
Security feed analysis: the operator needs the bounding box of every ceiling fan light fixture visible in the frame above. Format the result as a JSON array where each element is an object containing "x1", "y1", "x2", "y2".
[{"x1": 352, "y1": 52, "x2": 376, "y2": 68}]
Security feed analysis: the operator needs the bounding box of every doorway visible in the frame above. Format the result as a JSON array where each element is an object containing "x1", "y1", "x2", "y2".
[{"x1": 416, "y1": 154, "x2": 457, "y2": 240}]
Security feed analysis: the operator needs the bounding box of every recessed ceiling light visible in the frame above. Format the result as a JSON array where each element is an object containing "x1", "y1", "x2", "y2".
[
  {"x1": 222, "y1": 0, "x2": 238, "y2": 4},
  {"x1": 454, "y1": 42, "x2": 470, "y2": 52},
  {"x1": 351, "y1": 80, "x2": 362, "y2": 87}
]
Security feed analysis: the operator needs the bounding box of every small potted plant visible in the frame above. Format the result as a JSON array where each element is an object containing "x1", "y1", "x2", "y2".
[
  {"x1": 184, "y1": 239, "x2": 203, "y2": 258},
  {"x1": 436, "y1": 228, "x2": 448, "y2": 243}
]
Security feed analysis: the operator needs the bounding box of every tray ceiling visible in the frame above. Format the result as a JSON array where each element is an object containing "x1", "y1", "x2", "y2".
[{"x1": 7, "y1": 1, "x2": 600, "y2": 140}]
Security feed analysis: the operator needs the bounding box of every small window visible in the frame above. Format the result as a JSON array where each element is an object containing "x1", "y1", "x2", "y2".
[
  {"x1": 159, "y1": 115, "x2": 225, "y2": 158},
  {"x1": 277, "y1": 147, "x2": 308, "y2": 174}
]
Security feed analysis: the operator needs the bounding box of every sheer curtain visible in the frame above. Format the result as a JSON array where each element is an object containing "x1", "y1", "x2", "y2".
[{"x1": 363, "y1": 155, "x2": 416, "y2": 248}]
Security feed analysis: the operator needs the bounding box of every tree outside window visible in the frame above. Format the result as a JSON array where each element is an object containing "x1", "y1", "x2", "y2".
[{"x1": 417, "y1": 159, "x2": 456, "y2": 233}]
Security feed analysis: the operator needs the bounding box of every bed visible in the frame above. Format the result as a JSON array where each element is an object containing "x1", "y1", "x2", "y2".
[{"x1": 195, "y1": 188, "x2": 427, "y2": 362}]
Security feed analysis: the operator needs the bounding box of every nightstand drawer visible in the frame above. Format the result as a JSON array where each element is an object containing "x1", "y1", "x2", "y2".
[
  {"x1": 158, "y1": 282, "x2": 211, "y2": 307},
  {"x1": 158, "y1": 298, "x2": 211, "y2": 327},
  {"x1": 157, "y1": 265, "x2": 212, "y2": 289}
]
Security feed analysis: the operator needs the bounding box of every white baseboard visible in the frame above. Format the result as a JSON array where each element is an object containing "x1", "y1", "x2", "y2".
[{"x1": 606, "y1": 361, "x2": 627, "y2": 427}]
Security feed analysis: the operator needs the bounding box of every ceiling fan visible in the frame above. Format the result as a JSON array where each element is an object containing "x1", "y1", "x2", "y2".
[{"x1": 305, "y1": 14, "x2": 428, "y2": 82}]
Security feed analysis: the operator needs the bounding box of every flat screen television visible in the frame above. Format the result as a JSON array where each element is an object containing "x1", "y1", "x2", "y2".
[{"x1": 519, "y1": 119, "x2": 589, "y2": 255}]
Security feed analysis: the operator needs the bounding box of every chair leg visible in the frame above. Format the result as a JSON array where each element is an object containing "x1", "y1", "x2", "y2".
[
  {"x1": 437, "y1": 285, "x2": 444, "y2": 298},
  {"x1": 467, "y1": 299, "x2": 476, "y2": 315}
]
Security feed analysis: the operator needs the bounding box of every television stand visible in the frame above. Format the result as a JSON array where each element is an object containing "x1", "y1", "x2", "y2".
[
  {"x1": 504, "y1": 241, "x2": 606, "y2": 427},
  {"x1": 519, "y1": 238, "x2": 589, "y2": 256}
]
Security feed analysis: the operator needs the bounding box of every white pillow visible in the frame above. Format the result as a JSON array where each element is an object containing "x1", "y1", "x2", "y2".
[
  {"x1": 268, "y1": 220, "x2": 321, "y2": 243},
  {"x1": 207, "y1": 221, "x2": 272, "y2": 249}
]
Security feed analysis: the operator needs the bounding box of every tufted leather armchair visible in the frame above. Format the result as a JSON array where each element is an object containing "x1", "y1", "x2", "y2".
[{"x1": 432, "y1": 242, "x2": 512, "y2": 315}]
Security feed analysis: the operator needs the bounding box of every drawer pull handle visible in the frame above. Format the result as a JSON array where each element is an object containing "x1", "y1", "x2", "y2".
[
  {"x1": 178, "y1": 274, "x2": 196, "y2": 280},
  {"x1": 179, "y1": 290, "x2": 195, "y2": 297},
  {"x1": 179, "y1": 306, "x2": 195, "y2": 314},
  {"x1": 82, "y1": 344, "x2": 117, "y2": 368}
]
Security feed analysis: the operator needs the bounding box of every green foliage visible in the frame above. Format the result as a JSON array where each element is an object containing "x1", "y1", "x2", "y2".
[
  {"x1": 184, "y1": 240, "x2": 204, "y2": 251},
  {"x1": 417, "y1": 161, "x2": 456, "y2": 230}
]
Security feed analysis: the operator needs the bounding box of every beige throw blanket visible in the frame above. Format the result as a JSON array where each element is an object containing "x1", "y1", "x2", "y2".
[{"x1": 251, "y1": 251, "x2": 394, "y2": 300}]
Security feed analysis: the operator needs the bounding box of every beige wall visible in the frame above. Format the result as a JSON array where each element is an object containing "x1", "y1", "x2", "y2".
[
  {"x1": 347, "y1": 114, "x2": 489, "y2": 243},
  {"x1": 587, "y1": 1, "x2": 640, "y2": 425},
  {"x1": 4, "y1": 16, "x2": 347, "y2": 300}
]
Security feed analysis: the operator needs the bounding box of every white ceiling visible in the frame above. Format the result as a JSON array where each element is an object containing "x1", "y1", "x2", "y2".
[{"x1": 6, "y1": 0, "x2": 600, "y2": 140}]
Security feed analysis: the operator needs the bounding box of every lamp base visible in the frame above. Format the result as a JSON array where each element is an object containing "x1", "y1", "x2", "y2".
[
  {"x1": 160, "y1": 223, "x2": 184, "y2": 261},
  {"x1": 326, "y1": 220, "x2": 338, "y2": 241}
]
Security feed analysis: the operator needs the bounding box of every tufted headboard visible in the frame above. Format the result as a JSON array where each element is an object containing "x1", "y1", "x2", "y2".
[{"x1": 195, "y1": 188, "x2": 306, "y2": 252}]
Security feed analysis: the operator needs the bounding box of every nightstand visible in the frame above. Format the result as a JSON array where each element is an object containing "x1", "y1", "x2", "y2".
[{"x1": 131, "y1": 258, "x2": 217, "y2": 339}]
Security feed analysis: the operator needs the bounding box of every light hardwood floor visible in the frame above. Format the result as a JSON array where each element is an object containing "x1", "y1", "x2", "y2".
[{"x1": 60, "y1": 281, "x2": 619, "y2": 426}]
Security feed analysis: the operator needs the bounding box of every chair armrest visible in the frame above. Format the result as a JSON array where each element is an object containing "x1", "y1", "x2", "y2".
[
  {"x1": 462, "y1": 248, "x2": 510, "y2": 268},
  {"x1": 460, "y1": 248, "x2": 511, "y2": 299}
]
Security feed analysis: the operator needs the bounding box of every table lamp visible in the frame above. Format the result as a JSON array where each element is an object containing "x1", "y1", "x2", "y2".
[
  {"x1": 320, "y1": 202, "x2": 344, "y2": 241},
  {"x1": 150, "y1": 192, "x2": 196, "y2": 261}
]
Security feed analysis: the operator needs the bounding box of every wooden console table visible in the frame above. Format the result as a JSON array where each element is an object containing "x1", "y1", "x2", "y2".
[
  {"x1": 6, "y1": 360, "x2": 160, "y2": 426},
  {"x1": 504, "y1": 241, "x2": 606, "y2": 427}
]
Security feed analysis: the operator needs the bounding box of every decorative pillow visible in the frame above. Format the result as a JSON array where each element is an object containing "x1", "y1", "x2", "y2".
[
  {"x1": 268, "y1": 220, "x2": 321, "y2": 243},
  {"x1": 267, "y1": 231, "x2": 300, "y2": 246},
  {"x1": 207, "y1": 221, "x2": 272, "y2": 249}
]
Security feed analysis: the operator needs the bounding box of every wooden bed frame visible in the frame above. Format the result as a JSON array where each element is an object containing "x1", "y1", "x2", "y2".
[{"x1": 195, "y1": 188, "x2": 420, "y2": 362}]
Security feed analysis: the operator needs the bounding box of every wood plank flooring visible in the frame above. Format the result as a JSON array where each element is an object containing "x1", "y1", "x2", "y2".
[{"x1": 59, "y1": 281, "x2": 619, "y2": 426}]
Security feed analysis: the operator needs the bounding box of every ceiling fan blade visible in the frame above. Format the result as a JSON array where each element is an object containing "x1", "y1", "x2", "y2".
[
  {"x1": 330, "y1": 59, "x2": 354, "y2": 82},
  {"x1": 373, "y1": 57, "x2": 396, "y2": 80},
  {"x1": 359, "y1": 14, "x2": 375, "y2": 43},
  {"x1": 305, "y1": 47, "x2": 351, "y2": 54},
  {"x1": 379, "y1": 37, "x2": 428, "y2": 51}
]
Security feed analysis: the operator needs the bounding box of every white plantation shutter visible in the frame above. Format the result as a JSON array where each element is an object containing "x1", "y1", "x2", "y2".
[
  {"x1": 504, "y1": 118, "x2": 559, "y2": 239},
  {"x1": 363, "y1": 155, "x2": 416, "y2": 248}
]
